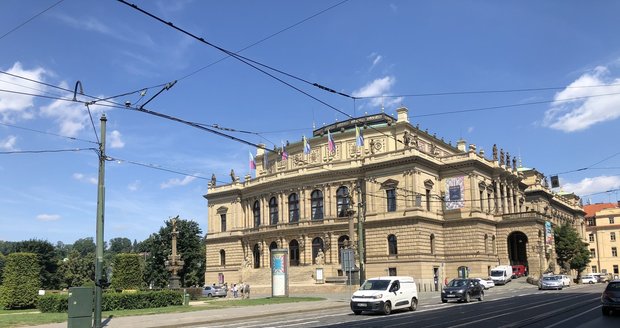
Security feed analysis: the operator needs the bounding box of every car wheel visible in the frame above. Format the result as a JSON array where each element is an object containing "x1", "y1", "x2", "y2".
[
  {"x1": 353, "y1": 310, "x2": 362, "y2": 315},
  {"x1": 478, "y1": 291, "x2": 484, "y2": 302},
  {"x1": 590, "y1": 281, "x2": 595, "y2": 284},
  {"x1": 409, "y1": 298, "x2": 418, "y2": 311},
  {"x1": 382, "y1": 301, "x2": 392, "y2": 315},
  {"x1": 602, "y1": 307, "x2": 610, "y2": 316},
  {"x1": 464, "y1": 293, "x2": 470, "y2": 303},
  {"x1": 206, "y1": 293, "x2": 212, "y2": 298},
  {"x1": 441, "y1": 299, "x2": 447, "y2": 303}
]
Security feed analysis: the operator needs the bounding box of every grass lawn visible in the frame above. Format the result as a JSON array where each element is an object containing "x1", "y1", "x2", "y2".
[{"x1": 0, "y1": 297, "x2": 324, "y2": 327}]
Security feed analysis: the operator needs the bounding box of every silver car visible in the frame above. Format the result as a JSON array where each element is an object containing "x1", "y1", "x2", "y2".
[
  {"x1": 203, "y1": 285, "x2": 227, "y2": 297},
  {"x1": 539, "y1": 276, "x2": 563, "y2": 290}
]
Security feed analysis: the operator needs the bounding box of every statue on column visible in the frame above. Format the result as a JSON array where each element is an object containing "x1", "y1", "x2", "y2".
[
  {"x1": 512, "y1": 157, "x2": 517, "y2": 170},
  {"x1": 230, "y1": 169, "x2": 237, "y2": 182},
  {"x1": 499, "y1": 148, "x2": 505, "y2": 165},
  {"x1": 492, "y1": 144, "x2": 498, "y2": 161},
  {"x1": 403, "y1": 131, "x2": 411, "y2": 147},
  {"x1": 506, "y1": 152, "x2": 511, "y2": 167},
  {"x1": 315, "y1": 249, "x2": 325, "y2": 265},
  {"x1": 412, "y1": 134, "x2": 419, "y2": 149},
  {"x1": 210, "y1": 173, "x2": 216, "y2": 186}
]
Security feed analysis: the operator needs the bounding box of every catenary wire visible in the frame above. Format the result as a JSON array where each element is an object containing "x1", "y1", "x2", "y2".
[
  {"x1": 0, "y1": 121, "x2": 98, "y2": 144},
  {"x1": 0, "y1": 148, "x2": 97, "y2": 155},
  {"x1": 0, "y1": 0, "x2": 65, "y2": 41}
]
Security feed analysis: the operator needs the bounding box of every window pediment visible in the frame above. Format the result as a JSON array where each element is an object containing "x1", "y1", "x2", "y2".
[{"x1": 380, "y1": 179, "x2": 399, "y2": 189}]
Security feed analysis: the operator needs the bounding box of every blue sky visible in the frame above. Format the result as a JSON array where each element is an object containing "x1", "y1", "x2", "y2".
[{"x1": 1, "y1": 0, "x2": 620, "y2": 244}]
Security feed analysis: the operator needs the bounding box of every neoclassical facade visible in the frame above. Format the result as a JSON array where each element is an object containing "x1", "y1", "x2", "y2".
[{"x1": 204, "y1": 108, "x2": 585, "y2": 286}]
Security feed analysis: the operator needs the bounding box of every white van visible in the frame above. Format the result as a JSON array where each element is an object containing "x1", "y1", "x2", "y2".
[
  {"x1": 350, "y1": 276, "x2": 418, "y2": 315},
  {"x1": 490, "y1": 265, "x2": 513, "y2": 285}
]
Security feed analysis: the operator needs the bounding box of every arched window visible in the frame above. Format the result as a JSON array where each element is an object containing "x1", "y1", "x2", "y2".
[
  {"x1": 288, "y1": 193, "x2": 299, "y2": 223},
  {"x1": 253, "y1": 200, "x2": 261, "y2": 228},
  {"x1": 269, "y1": 241, "x2": 278, "y2": 267},
  {"x1": 430, "y1": 233, "x2": 435, "y2": 254},
  {"x1": 312, "y1": 237, "x2": 324, "y2": 264},
  {"x1": 269, "y1": 197, "x2": 278, "y2": 225},
  {"x1": 336, "y1": 186, "x2": 350, "y2": 217},
  {"x1": 388, "y1": 234, "x2": 398, "y2": 255},
  {"x1": 338, "y1": 235, "x2": 350, "y2": 264},
  {"x1": 253, "y1": 244, "x2": 260, "y2": 268},
  {"x1": 311, "y1": 190, "x2": 324, "y2": 220},
  {"x1": 219, "y1": 249, "x2": 226, "y2": 266},
  {"x1": 484, "y1": 234, "x2": 489, "y2": 253},
  {"x1": 289, "y1": 239, "x2": 300, "y2": 266}
]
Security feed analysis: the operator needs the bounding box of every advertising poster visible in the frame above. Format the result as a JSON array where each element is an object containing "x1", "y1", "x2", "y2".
[
  {"x1": 545, "y1": 221, "x2": 554, "y2": 246},
  {"x1": 445, "y1": 176, "x2": 465, "y2": 210},
  {"x1": 271, "y1": 248, "x2": 289, "y2": 297}
]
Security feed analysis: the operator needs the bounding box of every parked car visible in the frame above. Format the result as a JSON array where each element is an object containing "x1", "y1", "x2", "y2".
[
  {"x1": 581, "y1": 274, "x2": 597, "y2": 284},
  {"x1": 350, "y1": 276, "x2": 419, "y2": 315},
  {"x1": 512, "y1": 265, "x2": 526, "y2": 278},
  {"x1": 203, "y1": 285, "x2": 227, "y2": 297},
  {"x1": 441, "y1": 278, "x2": 484, "y2": 303},
  {"x1": 601, "y1": 280, "x2": 620, "y2": 316},
  {"x1": 473, "y1": 277, "x2": 495, "y2": 290},
  {"x1": 556, "y1": 275, "x2": 571, "y2": 287},
  {"x1": 539, "y1": 275, "x2": 563, "y2": 290}
]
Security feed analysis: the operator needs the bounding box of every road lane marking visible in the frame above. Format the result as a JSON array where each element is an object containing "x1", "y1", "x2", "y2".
[{"x1": 544, "y1": 304, "x2": 601, "y2": 328}]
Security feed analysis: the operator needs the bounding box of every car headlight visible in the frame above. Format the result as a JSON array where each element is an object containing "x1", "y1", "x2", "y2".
[{"x1": 372, "y1": 294, "x2": 383, "y2": 299}]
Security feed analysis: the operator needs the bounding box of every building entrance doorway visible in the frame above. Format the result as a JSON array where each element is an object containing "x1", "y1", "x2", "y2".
[{"x1": 508, "y1": 231, "x2": 528, "y2": 266}]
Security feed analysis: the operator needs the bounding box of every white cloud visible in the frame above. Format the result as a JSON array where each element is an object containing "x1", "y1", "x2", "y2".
[
  {"x1": 109, "y1": 130, "x2": 125, "y2": 149},
  {"x1": 160, "y1": 175, "x2": 197, "y2": 189},
  {"x1": 562, "y1": 175, "x2": 620, "y2": 197},
  {"x1": 40, "y1": 91, "x2": 105, "y2": 137},
  {"x1": 0, "y1": 62, "x2": 46, "y2": 122},
  {"x1": 352, "y1": 76, "x2": 403, "y2": 109},
  {"x1": 368, "y1": 53, "x2": 383, "y2": 71},
  {"x1": 0, "y1": 135, "x2": 17, "y2": 150},
  {"x1": 467, "y1": 126, "x2": 475, "y2": 133},
  {"x1": 73, "y1": 172, "x2": 98, "y2": 185},
  {"x1": 543, "y1": 66, "x2": 620, "y2": 132},
  {"x1": 128, "y1": 180, "x2": 141, "y2": 191},
  {"x1": 37, "y1": 214, "x2": 61, "y2": 222}
]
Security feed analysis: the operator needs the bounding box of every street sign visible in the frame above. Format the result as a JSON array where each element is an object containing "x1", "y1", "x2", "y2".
[{"x1": 341, "y1": 248, "x2": 355, "y2": 272}]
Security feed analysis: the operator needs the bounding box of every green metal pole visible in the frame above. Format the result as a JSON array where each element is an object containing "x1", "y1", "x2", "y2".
[{"x1": 94, "y1": 114, "x2": 107, "y2": 328}]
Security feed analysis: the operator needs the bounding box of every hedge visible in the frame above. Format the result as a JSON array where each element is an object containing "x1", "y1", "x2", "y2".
[
  {"x1": 0, "y1": 252, "x2": 41, "y2": 309},
  {"x1": 38, "y1": 290, "x2": 183, "y2": 313},
  {"x1": 110, "y1": 254, "x2": 144, "y2": 290}
]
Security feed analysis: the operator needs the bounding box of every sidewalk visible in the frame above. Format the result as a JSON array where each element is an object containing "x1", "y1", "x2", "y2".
[{"x1": 26, "y1": 290, "x2": 440, "y2": 328}]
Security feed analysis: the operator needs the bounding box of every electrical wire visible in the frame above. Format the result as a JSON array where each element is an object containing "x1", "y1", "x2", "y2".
[
  {"x1": 0, "y1": 121, "x2": 98, "y2": 144},
  {"x1": 552, "y1": 151, "x2": 620, "y2": 176},
  {"x1": 0, "y1": 0, "x2": 65, "y2": 41},
  {"x1": 0, "y1": 148, "x2": 97, "y2": 155},
  {"x1": 107, "y1": 156, "x2": 213, "y2": 182}
]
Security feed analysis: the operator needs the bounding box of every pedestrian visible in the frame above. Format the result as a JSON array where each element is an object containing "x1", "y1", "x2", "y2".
[
  {"x1": 243, "y1": 283, "x2": 250, "y2": 299},
  {"x1": 232, "y1": 283, "x2": 238, "y2": 298},
  {"x1": 239, "y1": 282, "x2": 245, "y2": 299}
]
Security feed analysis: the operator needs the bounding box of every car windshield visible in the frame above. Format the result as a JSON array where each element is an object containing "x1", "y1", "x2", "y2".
[
  {"x1": 360, "y1": 279, "x2": 390, "y2": 290},
  {"x1": 490, "y1": 270, "x2": 503, "y2": 277},
  {"x1": 607, "y1": 282, "x2": 620, "y2": 290},
  {"x1": 543, "y1": 276, "x2": 557, "y2": 281},
  {"x1": 448, "y1": 279, "x2": 468, "y2": 287}
]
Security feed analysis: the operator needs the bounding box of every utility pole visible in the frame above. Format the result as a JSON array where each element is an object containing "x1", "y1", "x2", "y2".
[
  {"x1": 94, "y1": 114, "x2": 107, "y2": 328},
  {"x1": 356, "y1": 179, "x2": 366, "y2": 284}
]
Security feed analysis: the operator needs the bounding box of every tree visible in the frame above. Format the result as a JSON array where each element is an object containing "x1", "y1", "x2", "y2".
[
  {"x1": 554, "y1": 224, "x2": 590, "y2": 277},
  {"x1": 110, "y1": 253, "x2": 144, "y2": 290},
  {"x1": 108, "y1": 237, "x2": 133, "y2": 254},
  {"x1": 58, "y1": 250, "x2": 95, "y2": 289},
  {"x1": 0, "y1": 253, "x2": 41, "y2": 309},
  {"x1": 140, "y1": 233, "x2": 170, "y2": 289},
  {"x1": 72, "y1": 237, "x2": 96, "y2": 256},
  {"x1": 14, "y1": 239, "x2": 61, "y2": 290},
  {"x1": 0, "y1": 253, "x2": 5, "y2": 285}
]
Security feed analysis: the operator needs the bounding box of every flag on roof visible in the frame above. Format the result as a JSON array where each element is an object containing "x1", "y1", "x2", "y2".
[
  {"x1": 281, "y1": 141, "x2": 288, "y2": 161},
  {"x1": 355, "y1": 126, "x2": 364, "y2": 147},
  {"x1": 249, "y1": 151, "x2": 256, "y2": 170},
  {"x1": 303, "y1": 135, "x2": 311, "y2": 154},
  {"x1": 327, "y1": 130, "x2": 335, "y2": 153}
]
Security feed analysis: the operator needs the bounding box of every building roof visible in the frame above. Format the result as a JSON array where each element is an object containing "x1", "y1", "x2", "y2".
[{"x1": 583, "y1": 203, "x2": 617, "y2": 218}]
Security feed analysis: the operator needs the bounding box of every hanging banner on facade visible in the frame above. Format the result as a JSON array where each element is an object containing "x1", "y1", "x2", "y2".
[
  {"x1": 445, "y1": 176, "x2": 465, "y2": 210},
  {"x1": 545, "y1": 221, "x2": 554, "y2": 246}
]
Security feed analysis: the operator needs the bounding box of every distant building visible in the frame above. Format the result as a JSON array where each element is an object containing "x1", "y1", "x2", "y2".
[
  {"x1": 584, "y1": 202, "x2": 620, "y2": 278},
  {"x1": 203, "y1": 107, "x2": 585, "y2": 287}
]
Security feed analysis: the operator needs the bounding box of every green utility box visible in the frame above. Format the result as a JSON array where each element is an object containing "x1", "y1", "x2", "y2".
[{"x1": 67, "y1": 287, "x2": 93, "y2": 328}]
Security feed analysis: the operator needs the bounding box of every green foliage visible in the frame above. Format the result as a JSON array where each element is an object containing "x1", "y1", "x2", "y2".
[
  {"x1": 108, "y1": 238, "x2": 133, "y2": 254},
  {"x1": 110, "y1": 254, "x2": 144, "y2": 290},
  {"x1": 71, "y1": 238, "x2": 96, "y2": 257},
  {"x1": 58, "y1": 250, "x2": 95, "y2": 289},
  {"x1": 13, "y1": 239, "x2": 60, "y2": 290},
  {"x1": 38, "y1": 294, "x2": 69, "y2": 313},
  {"x1": 155, "y1": 217, "x2": 205, "y2": 287},
  {"x1": 37, "y1": 290, "x2": 183, "y2": 313},
  {"x1": 186, "y1": 287, "x2": 203, "y2": 300},
  {"x1": 0, "y1": 253, "x2": 41, "y2": 309},
  {"x1": 0, "y1": 253, "x2": 4, "y2": 285},
  {"x1": 554, "y1": 224, "x2": 591, "y2": 275},
  {"x1": 140, "y1": 234, "x2": 169, "y2": 289}
]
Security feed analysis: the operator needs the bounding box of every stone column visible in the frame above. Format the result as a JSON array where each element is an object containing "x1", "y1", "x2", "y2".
[{"x1": 469, "y1": 174, "x2": 477, "y2": 212}]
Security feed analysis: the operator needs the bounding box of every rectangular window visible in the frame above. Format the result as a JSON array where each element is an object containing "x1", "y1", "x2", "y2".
[
  {"x1": 587, "y1": 218, "x2": 596, "y2": 226},
  {"x1": 592, "y1": 265, "x2": 598, "y2": 273},
  {"x1": 425, "y1": 189, "x2": 431, "y2": 211},
  {"x1": 589, "y1": 234, "x2": 595, "y2": 242},
  {"x1": 388, "y1": 267, "x2": 397, "y2": 276},
  {"x1": 386, "y1": 189, "x2": 397, "y2": 212},
  {"x1": 614, "y1": 265, "x2": 619, "y2": 274},
  {"x1": 612, "y1": 247, "x2": 618, "y2": 257},
  {"x1": 415, "y1": 195, "x2": 422, "y2": 207},
  {"x1": 590, "y1": 248, "x2": 596, "y2": 258},
  {"x1": 611, "y1": 217, "x2": 616, "y2": 224},
  {"x1": 612, "y1": 232, "x2": 616, "y2": 242},
  {"x1": 479, "y1": 190, "x2": 484, "y2": 210},
  {"x1": 220, "y1": 214, "x2": 226, "y2": 232}
]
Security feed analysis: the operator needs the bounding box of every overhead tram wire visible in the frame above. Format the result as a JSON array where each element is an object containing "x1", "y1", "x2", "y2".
[
  {"x1": 551, "y1": 150, "x2": 620, "y2": 176},
  {"x1": 0, "y1": 148, "x2": 97, "y2": 155},
  {"x1": 178, "y1": 0, "x2": 350, "y2": 82},
  {"x1": 0, "y1": 0, "x2": 65, "y2": 41},
  {"x1": 0, "y1": 121, "x2": 98, "y2": 145}
]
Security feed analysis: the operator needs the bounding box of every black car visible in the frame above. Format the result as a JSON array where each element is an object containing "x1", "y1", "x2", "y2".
[
  {"x1": 441, "y1": 278, "x2": 484, "y2": 303},
  {"x1": 601, "y1": 280, "x2": 620, "y2": 316}
]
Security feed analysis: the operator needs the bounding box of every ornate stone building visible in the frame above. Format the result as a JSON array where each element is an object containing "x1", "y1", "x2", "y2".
[
  {"x1": 584, "y1": 203, "x2": 620, "y2": 278},
  {"x1": 204, "y1": 107, "x2": 585, "y2": 287}
]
